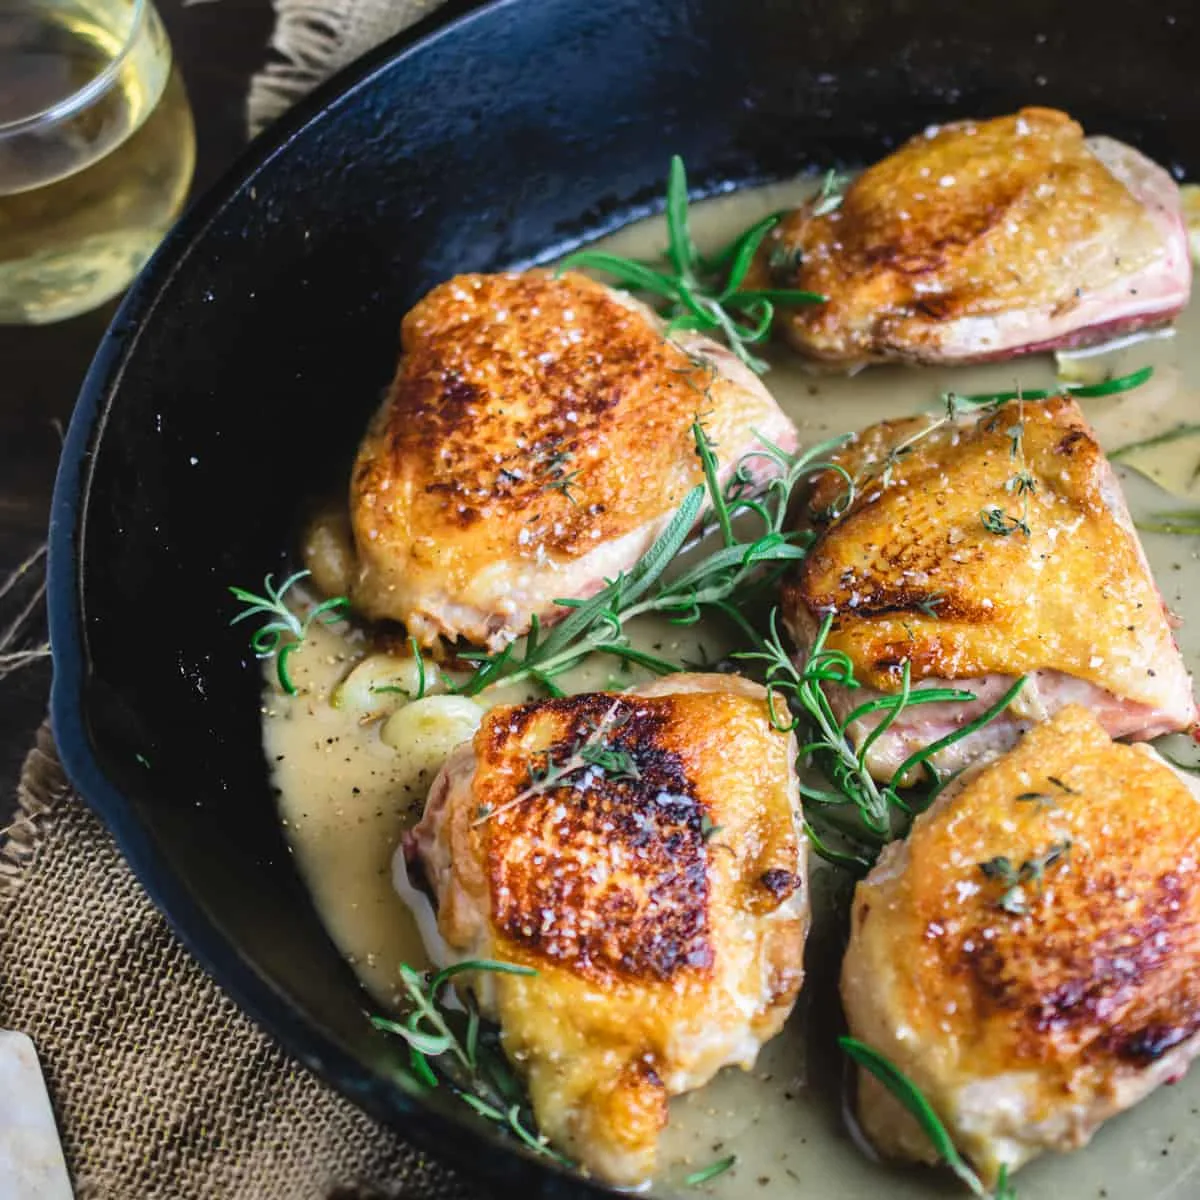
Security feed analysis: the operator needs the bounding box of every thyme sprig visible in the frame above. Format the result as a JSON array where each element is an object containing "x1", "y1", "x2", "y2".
[
  {"x1": 560, "y1": 156, "x2": 824, "y2": 372},
  {"x1": 372, "y1": 960, "x2": 570, "y2": 1165},
  {"x1": 840, "y1": 1038, "x2": 1016, "y2": 1198},
  {"x1": 456, "y1": 422, "x2": 851, "y2": 697},
  {"x1": 229, "y1": 570, "x2": 348, "y2": 695},
  {"x1": 734, "y1": 611, "x2": 1025, "y2": 853},
  {"x1": 473, "y1": 702, "x2": 639, "y2": 825}
]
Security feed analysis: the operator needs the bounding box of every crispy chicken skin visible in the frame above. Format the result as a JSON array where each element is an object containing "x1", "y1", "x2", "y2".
[
  {"x1": 782, "y1": 396, "x2": 1196, "y2": 780},
  {"x1": 350, "y1": 271, "x2": 798, "y2": 648},
  {"x1": 842, "y1": 706, "x2": 1200, "y2": 1184},
  {"x1": 752, "y1": 108, "x2": 1190, "y2": 367},
  {"x1": 410, "y1": 674, "x2": 808, "y2": 1184}
]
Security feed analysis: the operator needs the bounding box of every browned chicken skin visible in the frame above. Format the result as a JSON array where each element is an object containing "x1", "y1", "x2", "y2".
[
  {"x1": 753, "y1": 108, "x2": 1190, "y2": 367},
  {"x1": 350, "y1": 271, "x2": 797, "y2": 648},
  {"x1": 843, "y1": 706, "x2": 1200, "y2": 1184},
  {"x1": 410, "y1": 674, "x2": 808, "y2": 1184},
  {"x1": 783, "y1": 395, "x2": 1196, "y2": 779}
]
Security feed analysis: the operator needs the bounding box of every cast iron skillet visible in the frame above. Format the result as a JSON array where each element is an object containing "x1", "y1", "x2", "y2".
[{"x1": 47, "y1": 0, "x2": 1199, "y2": 1194}]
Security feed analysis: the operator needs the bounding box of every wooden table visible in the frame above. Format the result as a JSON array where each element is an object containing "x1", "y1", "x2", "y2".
[{"x1": 0, "y1": 0, "x2": 275, "y2": 823}]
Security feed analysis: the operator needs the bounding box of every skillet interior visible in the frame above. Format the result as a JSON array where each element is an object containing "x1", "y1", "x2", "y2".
[{"x1": 48, "y1": 0, "x2": 1200, "y2": 1193}]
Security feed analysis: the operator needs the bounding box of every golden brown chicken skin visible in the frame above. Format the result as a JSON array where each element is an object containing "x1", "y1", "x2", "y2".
[
  {"x1": 350, "y1": 271, "x2": 797, "y2": 648},
  {"x1": 783, "y1": 395, "x2": 1195, "y2": 780},
  {"x1": 752, "y1": 108, "x2": 1190, "y2": 367},
  {"x1": 843, "y1": 705, "x2": 1200, "y2": 1185},
  {"x1": 410, "y1": 674, "x2": 808, "y2": 1184}
]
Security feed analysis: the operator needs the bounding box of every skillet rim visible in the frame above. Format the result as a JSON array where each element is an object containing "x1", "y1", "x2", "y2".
[{"x1": 46, "y1": 0, "x2": 611, "y2": 1195}]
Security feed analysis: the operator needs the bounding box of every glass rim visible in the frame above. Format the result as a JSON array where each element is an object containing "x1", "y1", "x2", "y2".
[{"x1": 0, "y1": 0, "x2": 150, "y2": 138}]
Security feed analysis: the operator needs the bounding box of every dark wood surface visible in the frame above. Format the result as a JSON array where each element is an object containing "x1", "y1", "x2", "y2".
[{"x1": 0, "y1": 0, "x2": 275, "y2": 821}]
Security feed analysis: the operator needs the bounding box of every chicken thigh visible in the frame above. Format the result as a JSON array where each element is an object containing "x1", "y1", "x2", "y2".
[
  {"x1": 350, "y1": 270, "x2": 798, "y2": 648},
  {"x1": 782, "y1": 395, "x2": 1195, "y2": 781},
  {"x1": 753, "y1": 108, "x2": 1190, "y2": 368},
  {"x1": 842, "y1": 705, "x2": 1200, "y2": 1185},
  {"x1": 409, "y1": 674, "x2": 808, "y2": 1184}
]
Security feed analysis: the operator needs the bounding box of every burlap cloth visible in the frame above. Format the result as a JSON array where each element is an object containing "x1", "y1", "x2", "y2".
[{"x1": 0, "y1": 3, "x2": 496, "y2": 1196}]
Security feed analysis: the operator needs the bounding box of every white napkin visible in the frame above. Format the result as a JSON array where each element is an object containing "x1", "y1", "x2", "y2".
[
  {"x1": 248, "y1": 0, "x2": 448, "y2": 136},
  {"x1": 0, "y1": 1031, "x2": 73, "y2": 1199}
]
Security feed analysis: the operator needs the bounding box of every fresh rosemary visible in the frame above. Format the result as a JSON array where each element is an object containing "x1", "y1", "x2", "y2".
[
  {"x1": 456, "y1": 420, "x2": 850, "y2": 697},
  {"x1": 734, "y1": 610, "x2": 1026, "y2": 860},
  {"x1": 684, "y1": 1154, "x2": 738, "y2": 1187},
  {"x1": 371, "y1": 960, "x2": 570, "y2": 1165},
  {"x1": 1138, "y1": 508, "x2": 1200, "y2": 535},
  {"x1": 1110, "y1": 422, "x2": 1200, "y2": 461},
  {"x1": 368, "y1": 636, "x2": 429, "y2": 699},
  {"x1": 560, "y1": 156, "x2": 824, "y2": 373},
  {"x1": 840, "y1": 1038, "x2": 1015, "y2": 1199},
  {"x1": 978, "y1": 839, "x2": 1072, "y2": 915},
  {"x1": 229, "y1": 570, "x2": 349, "y2": 695}
]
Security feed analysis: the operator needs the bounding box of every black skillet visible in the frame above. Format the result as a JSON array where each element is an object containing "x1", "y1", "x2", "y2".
[{"x1": 47, "y1": 0, "x2": 1199, "y2": 1194}]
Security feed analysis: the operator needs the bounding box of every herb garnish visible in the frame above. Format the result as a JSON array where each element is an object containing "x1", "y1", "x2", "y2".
[
  {"x1": 473, "y1": 702, "x2": 639, "y2": 825},
  {"x1": 371, "y1": 960, "x2": 569, "y2": 1165},
  {"x1": 229, "y1": 570, "x2": 349, "y2": 695},
  {"x1": 684, "y1": 1154, "x2": 738, "y2": 1187},
  {"x1": 734, "y1": 612, "x2": 1025, "y2": 857},
  {"x1": 953, "y1": 365, "x2": 1154, "y2": 406},
  {"x1": 560, "y1": 156, "x2": 824, "y2": 373},
  {"x1": 455, "y1": 420, "x2": 850, "y2": 697},
  {"x1": 369, "y1": 636, "x2": 430, "y2": 699},
  {"x1": 539, "y1": 449, "x2": 582, "y2": 505},
  {"x1": 978, "y1": 839, "x2": 1072, "y2": 915},
  {"x1": 1110, "y1": 422, "x2": 1200, "y2": 461},
  {"x1": 1137, "y1": 508, "x2": 1200, "y2": 535},
  {"x1": 840, "y1": 1038, "x2": 1016, "y2": 1199}
]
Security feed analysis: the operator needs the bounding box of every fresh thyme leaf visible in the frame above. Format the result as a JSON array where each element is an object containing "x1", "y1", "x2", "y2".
[
  {"x1": 1110, "y1": 422, "x2": 1200, "y2": 461},
  {"x1": 916, "y1": 593, "x2": 945, "y2": 619},
  {"x1": 1015, "y1": 791, "x2": 1056, "y2": 810},
  {"x1": 979, "y1": 839, "x2": 1072, "y2": 914},
  {"x1": 1137, "y1": 508, "x2": 1200, "y2": 535},
  {"x1": 1047, "y1": 775, "x2": 1078, "y2": 795},
  {"x1": 700, "y1": 813, "x2": 724, "y2": 841},
  {"x1": 840, "y1": 1038, "x2": 1012, "y2": 1198},
  {"x1": 980, "y1": 506, "x2": 1031, "y2": 537},
  {"x1": 684, "y1": 1154, "x2": 737, "y2": 1186},
  {"x1": 229, "y1": 570, "x2": 349, "y2": 695}
]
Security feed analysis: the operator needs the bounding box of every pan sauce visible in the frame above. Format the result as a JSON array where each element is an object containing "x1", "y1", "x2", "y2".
[{"x1": 265, "y1": 175, "x2": 1200, "y2": 1197}]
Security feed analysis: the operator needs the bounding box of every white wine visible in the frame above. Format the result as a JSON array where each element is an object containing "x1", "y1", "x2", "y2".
[{"x1": 0, "y1": 1, "x2": 195, "y2": 324}]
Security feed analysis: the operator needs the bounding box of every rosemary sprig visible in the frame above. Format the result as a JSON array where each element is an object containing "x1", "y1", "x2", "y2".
[
  {"x1": 954, "y1": 365, "x2": 1154, "y2": 406},
  {"x1": 561, "y1": 156, "x2": 824, "y2": 372},
  {"x1": 1110, "y1": 422, "x2": 1200, "y2": 461},
  {"x1": 229, "y1": 570, "x2": 349, "y2": 695},
  {"x1": 734, "y1": 610, "x2": 1025, "y2": 851},
  {"x1": 684, "y1": 1154, "x2": 738, "y2": 1187},
  {"x1": 840, "y1": 1038, "x2": 1015, "y2": 1199},
  {"x1": 371, "y1": 960, "x2": 570, "y2": 1165},
  {"x1": 1137, "y1": 508, "x2": 1200, "y2": 535},
  {"x1": 456, "y1": 422, "x2": 850, "y2": 697}
]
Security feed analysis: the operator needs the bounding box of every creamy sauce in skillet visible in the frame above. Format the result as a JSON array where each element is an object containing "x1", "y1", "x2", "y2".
[{"x1": 265, "y1": 176, "x2": 1200, "y2": 1197}]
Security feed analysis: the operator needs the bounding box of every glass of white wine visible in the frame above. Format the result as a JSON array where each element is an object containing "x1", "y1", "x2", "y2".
[{"x1": 0, "y1": 0, "x2": 196, "y2": 324}]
